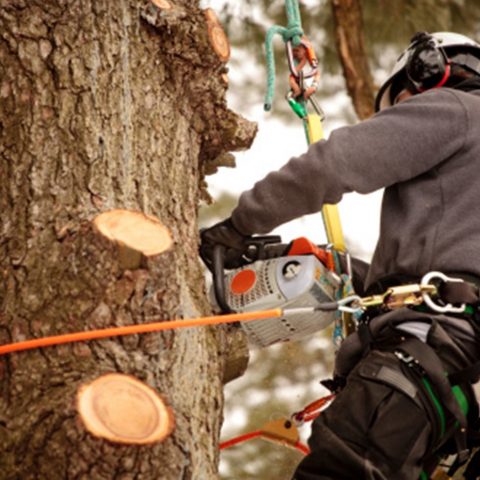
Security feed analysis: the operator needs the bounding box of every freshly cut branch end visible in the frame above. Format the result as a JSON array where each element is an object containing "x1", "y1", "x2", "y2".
[
  {"x1": 93, "y1": 209, "x2": 173, "y2": 258},
  {"x1": 151, "y1": 0, "x2": 172, "y2": 10},
  {"x1": 77, "y1": 373, "x2": 175, "y2": 444},
  {"x1": 204, "y1": 8, "x2": 230, "y2": 62}
]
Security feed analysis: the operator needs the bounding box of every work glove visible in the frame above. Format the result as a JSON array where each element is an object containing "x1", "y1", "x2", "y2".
[{"x1": 199, "y1": 218, "x2": 250, "y2": 270}]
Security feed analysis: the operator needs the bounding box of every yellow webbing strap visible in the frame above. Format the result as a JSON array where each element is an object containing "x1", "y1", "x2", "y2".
[{"x1": 305, "y1": 114, "x2": 346, "y2": 252}]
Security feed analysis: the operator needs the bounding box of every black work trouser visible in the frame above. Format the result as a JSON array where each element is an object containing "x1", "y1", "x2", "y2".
[{"x1": 293, "y1": 350, "x2": 432, "y2": 480}]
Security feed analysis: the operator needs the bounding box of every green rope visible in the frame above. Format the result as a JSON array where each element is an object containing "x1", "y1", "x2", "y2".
[{"x1": 264, "y1": 0, "x2": 304, "y2": 111}]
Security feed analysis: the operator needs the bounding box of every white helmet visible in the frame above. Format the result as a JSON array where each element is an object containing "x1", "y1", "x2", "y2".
[{"x1": 375, "y1": 32, "x2": 480, "y2": 111}]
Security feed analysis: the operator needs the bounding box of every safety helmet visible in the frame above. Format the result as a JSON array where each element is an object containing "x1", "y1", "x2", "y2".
[{"x1": 375, "y1": 32, "x2": 480, "y2": 111}]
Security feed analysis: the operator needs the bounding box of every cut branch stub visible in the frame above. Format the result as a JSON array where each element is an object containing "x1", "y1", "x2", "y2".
[
  {"x1": 93, "y1": 209, "x2": 173, "y2": 269},
  {"x1": 204, "y1": 8, "x2": 230, "y2": 62},
  {"x1": 151, "y1": 0, "x2": 172, "y2": 10},
  {"x1": 77, "y1": 373, "x2": 175, "y2": 444}
]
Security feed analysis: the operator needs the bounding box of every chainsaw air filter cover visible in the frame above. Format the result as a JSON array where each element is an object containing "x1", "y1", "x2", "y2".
[{"x1": 216, "y1": 255, "x2": 340, "y2": 348}]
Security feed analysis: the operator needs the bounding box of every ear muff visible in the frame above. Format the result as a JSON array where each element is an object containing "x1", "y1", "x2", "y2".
[{"x1": 405, "y1": 32, "x2": 451, "y2": 92}]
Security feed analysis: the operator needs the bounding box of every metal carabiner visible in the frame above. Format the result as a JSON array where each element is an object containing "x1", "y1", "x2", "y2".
[
  {"x1": 307, "y1": 95, "x2": 326, "y2": 121},
  {"x1": 420, "y1": 271, "x2": 466, "y2": 314},
  {"x1": 285, "y1": 40, "x2": 319, "y2": 80},
  {"x1": 337, "y1": 295, "x2": 362, "y2": 313}
]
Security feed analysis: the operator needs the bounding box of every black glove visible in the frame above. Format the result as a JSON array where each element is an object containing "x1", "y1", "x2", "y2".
[{"x1": 199, "y1": 218, "x2": 249, "y2": 270}]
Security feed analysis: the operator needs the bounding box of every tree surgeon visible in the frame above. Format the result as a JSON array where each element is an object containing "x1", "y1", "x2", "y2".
[{"x1": 200, "y1": 32, "x2": 480, "y2": 479}]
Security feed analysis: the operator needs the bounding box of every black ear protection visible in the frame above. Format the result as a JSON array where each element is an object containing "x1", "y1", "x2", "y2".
[{"x1": 405, "y1": 32, "x2": 451, "y2": 92}]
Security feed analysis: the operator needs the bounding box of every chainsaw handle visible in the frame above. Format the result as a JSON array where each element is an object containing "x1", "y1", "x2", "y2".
[
  {"x1": 213, "y1": 245, "x2": 234, "y2": 313},
  {"x1": 212, "y1": 235, "x2": 283, "y2": 314},
  {"x1": 245, "y1": 235, "x2": 283, "y2": 261}
]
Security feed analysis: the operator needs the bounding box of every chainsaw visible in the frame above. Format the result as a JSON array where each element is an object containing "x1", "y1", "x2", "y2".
[{"x1": 210, "y1": 235, "x2": 343, "y2": 348}]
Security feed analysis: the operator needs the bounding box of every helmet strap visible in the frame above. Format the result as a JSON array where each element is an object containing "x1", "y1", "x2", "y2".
[{"x1": 416, "y1": 62, "x2": 451, "y2": 93}]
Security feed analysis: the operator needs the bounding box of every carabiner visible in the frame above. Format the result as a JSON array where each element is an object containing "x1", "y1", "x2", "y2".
[
  {"x1": 420, "y1": 271, "x2": 466, "y2": 314},
  {"x1": 337, "y1": 295, "x2": 362, "y2": 313},
  {"x1": 285, "y1": 40, "x2": 319, "y2": 80}
]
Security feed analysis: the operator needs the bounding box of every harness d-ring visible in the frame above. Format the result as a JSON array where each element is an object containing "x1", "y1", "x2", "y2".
[{"x1": 421, "y1": 271, "x2": 466, "y2": 313}]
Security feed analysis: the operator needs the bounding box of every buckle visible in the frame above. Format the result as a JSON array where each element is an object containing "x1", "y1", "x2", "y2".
[
  {"x1": 394, "y1": 350, "x2": 425, "y2": 374},
  {"x1": 360, "y1": 284, "x2": 437, "y2": 310}
]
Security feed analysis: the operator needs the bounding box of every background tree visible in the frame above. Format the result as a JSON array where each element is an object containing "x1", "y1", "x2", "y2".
[
  {"x1": 330, "y1": 0, "x2": 375, "y2": 119},
  {"x1": 0, "y1": 0, "x2": 255, "y2": 477}
]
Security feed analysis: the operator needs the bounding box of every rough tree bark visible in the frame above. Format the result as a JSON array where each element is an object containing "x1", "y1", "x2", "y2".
[
  {"x1": 0, "y1": 0, "x2": 255, "y2": 478},
  {"x1": 330, "y1": 0, "x2": 375, "y2": 120}
]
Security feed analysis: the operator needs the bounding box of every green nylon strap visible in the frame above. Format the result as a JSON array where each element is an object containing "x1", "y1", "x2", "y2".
[
  {"x1": 452, "y1": 385, "x2": 469, "y2": 418},
  {"x1": 418, "y1": 380, "x2": 469, "y2": 479},
  {"x1": 264, "y1": 0, "x2": 304, "y2": 111},
  {"x1": 422, "y1": 377, "x2": 447, "y2": 438},
  {"x1": 421, "y1": 378, "x2": 469, "y2": 440},
  {"x1": 418, "y1": 471, "x2": 429, "y2": 480}
]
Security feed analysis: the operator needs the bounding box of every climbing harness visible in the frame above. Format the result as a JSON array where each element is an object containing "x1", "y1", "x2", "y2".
[{"x1": 343, "y1": 272, "x2": 480, "y2": 479}]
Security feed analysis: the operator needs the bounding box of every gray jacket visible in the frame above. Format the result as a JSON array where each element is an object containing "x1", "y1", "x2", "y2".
[{"x1": 231, "y1": 88, "x2": 480, "y2": 289}]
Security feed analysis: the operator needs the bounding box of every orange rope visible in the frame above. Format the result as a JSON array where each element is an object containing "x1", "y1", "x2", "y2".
[
  {"x1": 220, "y1": 431, "x2": 310, "y2": 455},
  {"x1": 220, "y1": 431, "x2": 263, "y2": 449},
  {"x1": 0, "y1": 308, "x2": 283, "y2": 356}
]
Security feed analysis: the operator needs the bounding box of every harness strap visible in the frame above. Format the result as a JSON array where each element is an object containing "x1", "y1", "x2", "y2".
[
  {"x1": 399, "y1": 337, "x2": 470, "y2": 463},
  {"x1": 357, "y1": 322, "x2": 372, "y2": 354},
  {"x1": 439, "y1": 281, "x2": 479, "y2": 305},
  {"x1": 449, "y1": 361, "x2": 480, "y2": 385},
  {"x1": 376, "y1": 365, "x2": 418, "y2": 399},
  {"x1": 464, "y1": 447, "x2": 480, "y2": 480},
  {"x1": 367, "y1": 273, "x2": 480, "y2": 300}
]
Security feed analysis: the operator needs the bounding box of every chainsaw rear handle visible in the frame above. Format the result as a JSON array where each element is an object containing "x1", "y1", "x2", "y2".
[
  {"x1": 213, "y1": 245, "x2": 233, "y2": 313},
  {"x1": 212, "y1": 235, "x2": 284, "y2": 314}
]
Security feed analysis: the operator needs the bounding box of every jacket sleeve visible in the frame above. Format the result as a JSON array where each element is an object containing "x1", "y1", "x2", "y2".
[{"x1": 231, "y1": 89, "x2": 468, "y2": 235}]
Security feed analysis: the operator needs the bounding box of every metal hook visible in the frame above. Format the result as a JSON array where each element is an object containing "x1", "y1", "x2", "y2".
[
  {"x1": 420, "y1": 271, "x2": 466, "y2": 313},
  {"x1": 337, "y1": 295, "x2": 362, "y2": 313}
]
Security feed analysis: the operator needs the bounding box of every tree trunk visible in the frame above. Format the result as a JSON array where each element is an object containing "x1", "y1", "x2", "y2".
[
  {"x1": 330, "y1": 0, "x2": 375, "y2": 120},
  {"x1": 0, "y1": 0, "x2": 255, "y2": 478}
]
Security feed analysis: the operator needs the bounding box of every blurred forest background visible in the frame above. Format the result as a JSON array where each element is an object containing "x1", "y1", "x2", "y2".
[{"x1": 198, "y1": 1, "x2": 480, "y2": 478}]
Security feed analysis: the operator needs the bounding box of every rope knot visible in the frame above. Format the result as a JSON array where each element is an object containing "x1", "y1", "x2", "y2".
[{"x1": 283, "y1": 27, "x2": 304, "y2": 44}]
